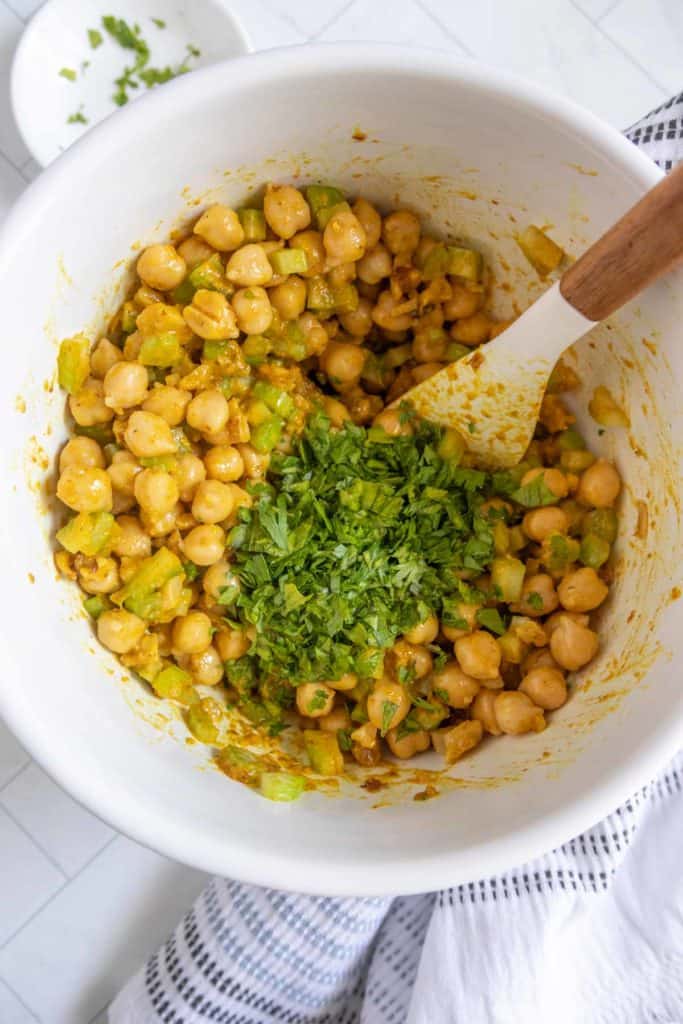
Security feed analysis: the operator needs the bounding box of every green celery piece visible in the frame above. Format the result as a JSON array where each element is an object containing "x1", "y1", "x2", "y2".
[
  {"x1": 580, "y1": 533, "x2": 611, "y2": 569},
  {"x1": 557, "y1": 427, "x2": 585, "y2": 450},
  {"x1": 186, "y1": 699, "x2": 221, "y2": 743},
  {"x1": 383, "y1": 344, "x2": 413, "y2": 369},
  {"x1": 420, "y1": 244, "x2": 450, "y2": 280},
  {"x1": 74, "y1": 423, "x2": 114, "y2": 445},
  {"x1": 259, "y1": 771, "x2": 306, "y2": 802},
  {"x1": 238, "y1": 208, "x2": 267, "y2": 242},
  {"x1": 543, "y1": 533, "x2": 580, "y2": 573},
  {"x1": 172, "y1": 277, "x2": 196, "y2": 305},
  {"x1": 490, "y1": 556, "x2": 525, "y2": 603},
  {"x1": 306, "y1": 275, "x2": 335, "y2": 313},
  {"x1": 152, "y1": 664, "x2": 195, "y2": 703},
  {"x1": 447, "y1": 246, "x2": 482, "y2": 282},
  {"x1": 303, "y1": 730, "x2": 344, "y2": 775},
  {"x1": 438, "y1": 428, "x2": 465, "y2": 465},
  {"x1": 581, "y1": 508, "x2": 618, "y2": 543},
  {"x1": 139, "y1": 454, "x2": 177, "y2": 470},
  {"x1": 268, "y1": 248, "x2": 309, "y2": 275},
  {"x1": 83, "y1": 594, "x2": 110, "y2": 618},
  {"x1": 120, "y1": 301, "x2": 138, "y2": 333},
  {"x1": 252, "y1": 380, "x2": 295, "y2": 419},
  {"x1": 331, "y1": 282, "x2": 359, "y2": 314},
  {"x1": 242, "y1": 335, "x2": 271, "y2": 365},
  {"x1": 560, "y1": 449, "x2": 595, "y2": 473},
  {"x1": 316, "y1": 200, "x2": 351, "y2": 230},
  {"x1": 118, "y1": 547, "x2": 184, "y2": 620},
  {"x1": 189, "y1": 254, "x2": 231, "y2": 295},
  {"x1": 446, "y1": 342, "x2": 470, "y2": 361},
  {"x1": 271, "y1": 321, "x2": 308, "y2": 361},
  {"x1": 305, "y1": 185, "x2": 346, "y2": 229},
  {"x1": 250, "y1": 415, "x2": 284, "y2": 453},
  {"x1": 57, "y1": 511, "x2": 116, "y2": 556},
  {"x1": 57, "y1": 335, "x2": 90, "y2": 394},
  {"x1": 138, "y1": 334, "x2": 182, "y2": 367},
  {"x1": 203, "y1": 339, "x2": 231, "y2": 361},
  {"x1": 516, "y1": 226, "x2": 564, "y2": 277},
  {"x1": 219, "y1": 375, "x2": 252, "y2": 397}
]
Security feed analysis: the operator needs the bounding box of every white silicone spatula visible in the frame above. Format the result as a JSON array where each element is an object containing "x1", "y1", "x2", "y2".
[{"x1": 400, "y1": 162, "x2": 683, "y2": 469}]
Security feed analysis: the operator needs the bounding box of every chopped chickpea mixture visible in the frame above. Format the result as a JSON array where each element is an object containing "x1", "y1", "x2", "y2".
[{"x1": 54, "y1": 183, "x2": 620, "y2": 802}]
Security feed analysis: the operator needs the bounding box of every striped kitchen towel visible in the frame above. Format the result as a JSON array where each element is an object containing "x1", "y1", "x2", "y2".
[{"x1": 109, "y1": 102, "x2": 683, "y2": 1024}]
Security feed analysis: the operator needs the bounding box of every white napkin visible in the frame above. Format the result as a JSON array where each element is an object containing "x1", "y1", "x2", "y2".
[{"x1": 110, "y1": 100, "x2": 683, "y2": 1024}]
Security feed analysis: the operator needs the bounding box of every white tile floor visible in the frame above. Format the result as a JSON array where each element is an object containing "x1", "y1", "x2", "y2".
[{"x1": 0, "y1": 0, "x2": 676, "y2": 1020}]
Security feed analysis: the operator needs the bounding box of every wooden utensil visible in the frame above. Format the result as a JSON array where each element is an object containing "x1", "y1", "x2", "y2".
[{"x1": 400, "y1": 162, "x2": 683, "y2": 468}]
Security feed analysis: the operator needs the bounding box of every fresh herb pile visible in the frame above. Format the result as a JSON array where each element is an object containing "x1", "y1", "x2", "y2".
[{"x1": 221, "y1": 412, "x2": 499, "y2": 700}]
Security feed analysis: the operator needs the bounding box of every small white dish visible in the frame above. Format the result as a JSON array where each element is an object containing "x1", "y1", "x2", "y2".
[{"x1": 11, "y1": 0, "x2": 251, "y2": 167}]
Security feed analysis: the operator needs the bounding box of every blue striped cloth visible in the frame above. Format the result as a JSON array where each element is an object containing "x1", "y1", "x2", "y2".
[{"x1": 110, "y1": 102, "x2": 683, "y2": 1024}]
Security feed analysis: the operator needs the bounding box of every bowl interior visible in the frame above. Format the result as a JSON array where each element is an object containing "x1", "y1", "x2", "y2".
[{"x1": 1, "y1": 47, "x2": 682, "y2": 894}]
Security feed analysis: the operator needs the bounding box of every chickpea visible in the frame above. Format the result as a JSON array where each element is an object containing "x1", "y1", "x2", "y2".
[
  {"x1": 142, "y1": 386, "x2": 191, "y2": 426},
  {"x1": 172, "y1": 610, "x2": 212, "y2": 655},
  {"x1": 432, "y1": 661, "x2": 480, "y2": 709},
  {"x1": 411, "y1": 363, "x2": 443, "y2": 385},
  {"x1": 225, "y1": 244, "x2": 273, "y2": 287},
  {"x1": 269, "y1": 276, "x2": 307, "y2": 321},
  {"x1": 367, "y1": 678, "x2": 410, "y2": 732},
  {"x1": 137, "y1": 244, "x2": 186, "y2": 291},
  {"x1": 296, "y1": 682, "x2": 335, "y2": 718},
  {"x1": 107, "y1": 451, "x2": 141, "y2": 497},
  {"x1": 577, "y1": 460, "x2": 621, "y2": 508},
  {"x1": 76, "y1": 555, "x2": 120, "y2": 594},
  {"x1": 140, "y1": 505, "x2": 178, "y2": 538},
  {"x1": 57, "y1": 465, "x2": 112, "y2": 513},
  {"x1": 443, "y1": 283, "x2": 482, "y2": 320},
  {"x1": 550, "y1": 616, "x2": 599, "y2": 671},
  {"x1": 471, "y1": 688, "x2": 502, "y2": 735},
  {"x1": 203, "y1": 444, "x2": 244, "y2": 483},
  {"x1": 558, "y1": 567, "x2": 609, "y2": 613},
  {"x1": 186, "y1": 389, "x2": 229, "y2": 435},
  {"x1": 263, "y1": 184, "x2": 311, "y2": 239},
  {"x1": 103, "y1": 362, "x2": 149, "y2": 411},
  {"x1": 519, "y1": 667, "x2": 568, "y2": 711},
  {"x1": 412, "y1": 328, "x2": 448, "y2": 363},
  {"x1": 454, "y1": 630, "x2": 501, "y2": 681},
  {"x1": 343, "y1": 387, "x2": 383, "y2": 426},
  {"x1": 382, "y1": 210, "x2": 420, "y2": 255},
  {"x1": 320, "y1": 341, "x2": 367, "y2": 389},
  {"x1": 232, "y1": 286, "x2": 273, "y2": 335},
  {"x1": 189, "y1": 646, "x2": 224, "y2": 686},
  {"x1": 124, "y1": 410, "x2": 176, "y2": 458},
  {"x1": 236, "y1": 443, "x2": 270, "y2": 480},
  {"x1": 90, "y1": 338, "x2": 122, "y2": 379},
  {"x1": 521, "y1": 465, "x2": 569, "y2": 501},
  {"x1": 193, "y1": 204, "x2": 244, "y2": 252},
  {"x1": 403, "y1": 612, "x2": 439, "y2": 646},
  {"x1": 523, "y1": 506, "x2": 568, "y2": 541},
  {"x1": 134, "y1": 469, "x2": 179, "y2": 515},
  {"x1": 372, "y1": 407, "x2": 413, "y2": 437},
  {"x1": 192, "y1": 480, "x2": 235, "y2": 524},
  {"x1": 450, "y1": 313, "x2": 491, "y2": 346},
  {"x1": 176, "y1": 453, "x2": 206, "y2": 502},
  {"x1": 442, "y1": 603, "x2": 480, "y2": 642},
  {"x1": 111, "y1": 515, "x2": 151, "y2": 559},
  {"x1": 522, "y1": 647, "x2": 558, "y2": 674},
  {"x1": 201, "y1": 560, "x2": 236, "y2": 602},
  {"x1": 290, "y1": 230, "x2": 325, "y2": 277},
  {"x1": 320, "y1": 395, "x2": 351, "y2": 428},
  {"x1": 386, "y1": 727, "x2": 431, "y2": 759},
  {"x1": 512, "y1": 574, "x2": 559, "y2": 618},
  {"x1": 183, "y1": 290, "x2": 238, "y2": 340},
  {"x1": 59, "y1": 436, "x2": 104, "y2": 472},
  {"x1": 339, "y1": 297, "x2": 374, "y2": 337},
  {"x1": 319, "y1": 705, "x2": 352, "y2": 733},
  {"x1": 371, "y1": 290, "x2": 414, "y2": 332},
  {"x1": 69, "y1": 379, "x2": 114, "y2": 427},
  {"x1": 392, "y1": 640, "x2": 433, "y2": 680},
  {"x1": 298, "y1": 312, "x2": 329, "y2": 356},
  {"x1": 356, "y1": 244, "x2": 392, "y2": 285},
  {"x1": 215, "y1": 626, "x2": 251, "y2": 661},
  {"x1": 183, "y1": 524, "x2": 225, "y2": 566},
  {"x1": 97, "y1": 609, "x2": 146, "y2": 654},
  {"x1": 177, "y1": 235, "x2": 214, "y2": 268},
  {"x1": 494, "y1": 691, "x2": 546, "y2": 735},
  {"x1": 323, "y1": 209, "x2": 367, "y2": 265}
]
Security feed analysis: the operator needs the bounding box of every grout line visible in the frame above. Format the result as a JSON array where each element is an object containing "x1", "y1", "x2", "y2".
[
  {"x1": 0, "y1": 975, "x2": 40, "y2": 1021},
  {"x1": 0, "y1": 833, "x2": 118, "y2": 952},
  {"x1": 570, "y1": 0, "x2": 670, "y2": 95},
  {"x1": 0, "y1": 800, "x2": 68, "y2": 880},
  {"x1": 413, "y1": 0, "x2": 475, "y2": 56},
  {"x1": 0, "y1": 758, "x2": 32, "y2": 795},
  {"x1": 308, "y1": 0, "x2": 356, "y2": 40}
]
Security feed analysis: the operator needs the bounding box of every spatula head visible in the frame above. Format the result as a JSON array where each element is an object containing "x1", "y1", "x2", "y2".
[{"x1": 397, "y1": 341, "x2": 554, "y2": 470}]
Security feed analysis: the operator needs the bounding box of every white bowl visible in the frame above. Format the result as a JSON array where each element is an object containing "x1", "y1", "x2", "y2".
[
  {"x1": 11, "y1": 0, "x2": 251, "y2": 167},
  {"x1": 0, "y1": 45, "x2": 681, "y2": 896}
]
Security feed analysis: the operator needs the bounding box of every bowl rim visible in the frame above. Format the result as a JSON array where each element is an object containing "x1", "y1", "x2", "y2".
[{"x1": 1, "y1": 42, "x2": 680, "y2": 896}]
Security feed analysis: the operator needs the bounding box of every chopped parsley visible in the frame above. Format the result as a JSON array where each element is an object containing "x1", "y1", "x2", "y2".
[
  {"x1": 308, "y1": 689, "x2": 330, "y2": 714},
  {"x1": 151, "y1": 17, "x2": 166, "y2": 28},
  {"x1": 88, "y1": 28, "x2": 103, "y2": 49},
  {"x1": 380, "y1": 700, "x2": 399, "y2": 736},
  {"x1": 59, "y1": 67, "x2": 77, "y2": 81},
  {"x1": 526, "y1": 591, "x2": 544, "y2": 611},
  {"x1": 337, "y1": 728, "x2": 353, "y2": 752},
  {"x1": 67, "y1": 109, "x2": 88, "y2": 125},
  {"x1": 475, "y1": 607, "x2": 506, "y2": 635}
]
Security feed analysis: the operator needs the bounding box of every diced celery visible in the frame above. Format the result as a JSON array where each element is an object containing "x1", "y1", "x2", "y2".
[
  {"x1": 83, "y1": 594, "x2": 110, "y2": 619},
  {"x1": 497, "y1": 631, "x2": 526, "y2": 663},
  {"x1": 411, "y1": 702, "x2": 448, "y2": 731},
  {"x1": 57, "y1": 335, "x2": 90, "y2": 394},
  {"x1": 139, "y1": 454, "x2": 177, "y2": 470},
  {"x1": 171, "y1": 427, "x2": 192, "y2": 453},
  {"x1": 251, "y1": 415, "x2": 284, "y2": 453},
  {"x1": 186, "y1": 697, "x2": 222, "y2": 744},
  {"x1": 138, "y1": 334, "x2": 182, "y2": 367},
  {"x1": 560, "y1": 498, "x2": 586, "y2": 535},
  {"x1": 189, "y1": 254, "x2": 232, "y2": 296},
  {"x1": 476, "y1": 608, "x2": 506, "y2": 635},
  {"x1": 252, "y1": 380, "x2": 296, "y2": 419},
  {"x1": 438, "y1": 428, "x2": 465, "y2": 465},
  {"x1": 491, "y1": 556, "x2": 526, "y2": 603},
  {"x1": 318, "y1": 200, "x2": 352, "y2": 230},
  {"x1": 171, "y1": 277, "x2": 196, "y2": 305},
  {"x1": 271, "y1": 321, "x2": 308, "y2": 362},
  {"x1": 238, "y1": 208, "x2": 267, "y2": 242},
  {"x1": 560, "y1": 449, "x2": 595, "y2": 473},
  {"x1": 507, "y1": 524, "x2": 527, "y2": 553},
  {"x1": 492, "y1": 520, "x2": 510, "y2": 555},
  {"x1": 246, "y1": 398, "x2": 273, "y2": 427},
  {"x1": 517, "y1": 226, "x2": 564, "y2": 277},
  {"x1": 117, "y1": 547, "x2": 184, "y2": 621},
  {"x1": 57, "y1": 511, "x2": 116, "y2": 556},
  {"x1": 580, "y1": 533, "x2": 611, "y2": 569},
  {"x1": 581, "y1": 508, "x2": 618, "y2": 544},
  {"x1": 259, "y1": 771, "x2": 306, "y2": 802},
  {"x1": 120, "y1": 302, "x2": 138, "y2": 333},
  {"x1": 203, "y1": 339, "x2": 231, "y2": 361},
  {"x1": 331, "y1": 282, "x2": 359, "y2": 314},
  {"x1": 446, "y1": 342, "x2": 470, "y2": 362},
  {"x1": 383, "y1": 344, "x2": 413, "y2": 369},
  {"x1": 152, "y1": 664, "x2": 195, "y2": 703},
  {"x1": 74, "y1": 423, "x2": 115, "y2": 445},
  {"x1": 421, "y1": 244, "x2": 451, "y2": 280},
  {"x1": 542, "y1": 533, "x2": 580, "y2": 573},
  {"x1": 242, "y1": 335, "x2": 271, "y2": 365},
  {"x1": 305, "y1": 184, "x2": 346, "y2": 229},
  {"x1": 306, "y1": 275, "x2": 336, "y2": 313},
  {"x1": 303, "y1": 729, "x2": 344, "y2": 775},
  {"x1": 219, "y1": 375, "x2": 252, "y2": 397},
  {"x1": 447, "y1": 246, "x2": 483, "y2": 282},
  {"x1": 557, "y1": 427, "x2": 585, "y2": 451},
  {"x1": 268, "y1": 248, "x2": 309, "y2": 275}
]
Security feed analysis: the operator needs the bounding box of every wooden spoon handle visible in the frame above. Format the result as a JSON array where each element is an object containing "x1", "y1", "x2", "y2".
[{"x1": 560, "y1": 161, "x2": 683, "y2": 321}]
